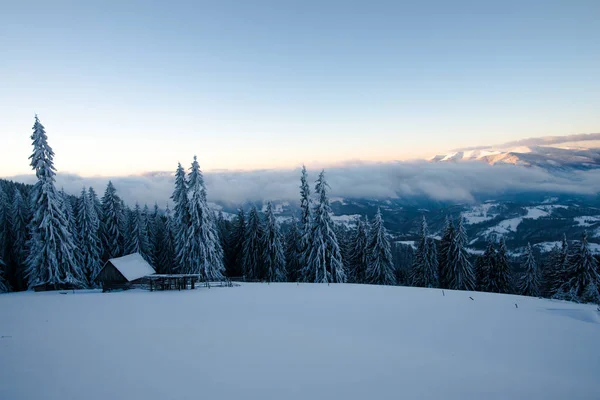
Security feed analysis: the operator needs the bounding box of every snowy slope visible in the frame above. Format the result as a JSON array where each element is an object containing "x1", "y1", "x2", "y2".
[{"x1": 1, "y1": 284, "x2": 599, "y2": 400}]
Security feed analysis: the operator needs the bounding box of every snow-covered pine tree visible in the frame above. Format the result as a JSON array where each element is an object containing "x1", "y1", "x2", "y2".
[
  {"x1": 60, "y1": 189, "x2": 80, "y2": 266},
  {"x1": 475, "y1": 240, "x2": 495, "y2": 291},
  {"x1": 426, "y1": 237, "x2": 439, "y2": 286},
  {"x1": 242, "y1": 206, "x2": 264, "y2": 280},
  {"x1": 489, "y1": 238, "x2": 512, "y2": 293},
  {"x1": 25, "y1": 116, "x2": 85, "y2": 289},
  {"x1": 559, "y1": 232, "x2": 600, "y2": 302},
  {"x1": 76, "y1": 187, "x2": 102, "y2": 286},
  {"x1": 149, "y1": 204, "x2": 163, "y2": 268},
  {"x1": 9, "y1": 188, "x2": 29, "y2": 290},
  {"x1": 438, "y1": 216, "x2": 455, "y2": 289},
  {"x1": 262, "y1": 202, "x2": 287, "y2": 282},
  {"x1": 284, "y1": 215, "x2": 302, "y2": 282},
  {"x1": 227, "y1": 208, "x2": 246, "y2": 277},
  {"x1": 446, "y1": 217, "x2": 475, "y2": 291},
  {"x1": 304, "y1": 170, "x2": 346, "y2": 283},
  {"x1": 156, "y1": 205, "x2": 176, "y2": 274},
  {"x1": 518, "y1": 243, "x2": 540, "y2": 297},
  {"x1": 0, "y1": 258, "x2": 9, "y2": 293},
  {"x1": 182, "y1": 156, "x2": 225, "y2": 281},
  {"x1": 410, "y1": 215, "x2": 437, "y2": 287},
  {"x1": 348, "y1": 216, "x2": 369, "y2": 283},
  {"x1": 125, "y1": 203, "x2": 152, "y2": 263},
  {"x1": 298, "y1": 165, "x2": 313, "y2": 273},
  {"x1": 100, "y1": 181, "x2": 124, "y2": 261},
  {"x1": 365, "y1": 208, "x2": 395, "y2": 285},
  {"x1": 142, "y1": 204, "x2": 156, "y2": 265},
  {"x1": 0, "y1": 186, "x2": 8, "y2": 264},
  {"x1": 171, "y1": 162, "x2": 190, "y2": 272},
  {"x1": 88, "y1": 187, "x2": 103, "y2": 222}
]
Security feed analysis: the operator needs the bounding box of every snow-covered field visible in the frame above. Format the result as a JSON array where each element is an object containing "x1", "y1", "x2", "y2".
[{"x1": 1, "y1": 284, "x2": 599, "y2": 400}]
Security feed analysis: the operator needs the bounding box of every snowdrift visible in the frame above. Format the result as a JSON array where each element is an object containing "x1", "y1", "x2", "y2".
[{"x1": 1, "y1": 283, "x2": 599, "y2": 399}]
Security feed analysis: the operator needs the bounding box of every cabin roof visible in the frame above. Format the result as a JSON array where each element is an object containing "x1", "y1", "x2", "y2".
[{"x1": 105, "y1": 253, "x2": 155, "y2": 282}]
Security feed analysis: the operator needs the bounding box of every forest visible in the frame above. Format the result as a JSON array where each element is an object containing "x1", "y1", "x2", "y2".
[{"x1": 1, "y1": 116, "x2": 599, "y2": 305}]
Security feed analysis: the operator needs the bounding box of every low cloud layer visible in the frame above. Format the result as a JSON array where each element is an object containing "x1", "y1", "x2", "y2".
[{"x1": 7, "y1": 161, "x2": 600, "y2": 207}]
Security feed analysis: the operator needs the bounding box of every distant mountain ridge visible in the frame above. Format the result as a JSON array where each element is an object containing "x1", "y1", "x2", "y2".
[{"x1": 430, "y1": 133, "x2": 600, "y2": 170}]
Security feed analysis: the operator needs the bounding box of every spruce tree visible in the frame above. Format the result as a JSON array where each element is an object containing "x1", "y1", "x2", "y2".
[
  {"x1": 76, "y1": 187, "x2": 102, "y2": 286},
  {"x1": 171, "y1": 162, "x2": 190, "y2": 272},
  {"x1": 227, "y1": 209, "x2": 246, "y2": 277},
  {"x1": 262, "y1": 202, "x2": 287, "y2": 282},
  {"x1": 411, "y1": 215, "x2": 437, "y2": 287},
  {"x1": 284, "y1": 215, "x2": 302, "y2": 282},
  {"x1": 157, "y1": 205, "x2": 176, "y2": 274},
  {"x1": 475, "y1": 240, "x2": 495, "y2": 291},
  {"x1": 100, "y1": 181, "x2": 124, "y2": 261},
  {"x1": 25, "y1": 116, "x2": 85, "y2": 288},
  {"x1": 9, "y1": 189, "x2": 29, "y2": 290},
  {"x1": 446, "y1": 217, "x2": 475, "y2": 291},
  {"x1": 242, "y1": 206, "x2": 264, "y2": 280},
  {"x1": 298, "y1": 165, "x2": 313, "y2": 272},
  {"x1": 0, "y1": 258, "x2": 9, "y2": 293},
  {"x1": 182, "y1": 157, "x2": 225, "y2": 280},
  {"x1": 489, "y1": 238, "x2": 512, "y2": 293},
  {"x1": 142, "y1": 204, "x2": 155, "y2": 265},
  {"x1": 0, "y1": 186, "x2": 8, "y2": 264},
  {"x1": 438, "y1": 216, "x2": 455, "y2": 289},
  {"x1": 125, "y1": 203, "x2": 152, "y2": 262},
  {"x1": 348, "y1": 216, "x2": 369, "y2": 283},
  {"x1": 304, "y1": 170, "x2": 346, "y2": 283},
  {"x1": 543, "y1": 237, "x2": 570, "y2": 298},
  {"x1": 365, "y1": 208, "x2": 396, "y2": 285},
  {"x1": 560, "y1": 232, "x2": 600, "y2": 302},
  {"x1": 518, "y1": 243, "x2": 540, "y2": 297}
]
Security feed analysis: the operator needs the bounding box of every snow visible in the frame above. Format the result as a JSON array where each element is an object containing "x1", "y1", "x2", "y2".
[
  {"x1": 396, "y1": 240, "x2": 416, "y2": 248},
  {"x1": 481, "y1": 205, "x2": 568, "y2": 237},
  {"x1": 463, "y1": 203, "x2": 498, "y2": 225},
  {"x1": 574, "y1": 215, "x2": 600, "y2": 227},
  {"x1": 331, "y1": 214, "x2": 361, "y2": 228},
  {"x1": 106, "y1": 253, "x2": 155, "y2": 281},
  {"x1": 1, "y1": 284, "x2": 599, "y2": 400}
]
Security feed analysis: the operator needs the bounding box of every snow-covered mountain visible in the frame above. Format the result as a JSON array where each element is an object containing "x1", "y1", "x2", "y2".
[{"x1": 430, "y1": 134, "x2": 600, "y2": 170}]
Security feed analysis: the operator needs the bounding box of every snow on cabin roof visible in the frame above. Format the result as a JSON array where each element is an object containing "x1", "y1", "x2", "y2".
[{"x1": 107, "y1": 253, "x2": 155, "y2": 282}]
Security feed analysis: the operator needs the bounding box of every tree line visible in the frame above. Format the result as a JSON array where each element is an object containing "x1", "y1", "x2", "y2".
[{"x1": 0, "y1": 116, "x2": 598, "y2": 305}]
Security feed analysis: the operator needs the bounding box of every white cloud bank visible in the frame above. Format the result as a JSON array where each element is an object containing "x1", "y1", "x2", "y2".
[{"x1": 6, "y1": 161, "x2": 600, "y2": 207}]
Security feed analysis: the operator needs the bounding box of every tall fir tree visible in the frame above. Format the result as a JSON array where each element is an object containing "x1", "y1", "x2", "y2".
[
  {"x1": 348, "y1": 216, "x2": 369, "y2": 283},
  {"x1": 365, "y1": 208, "x2": 396, "y2": 285},
  {"x1": 242, "y1": 206, "x2": 264, "y2": 280},
  {"x1": 0, "y1": 258, "x2": 9, "y2": 292},
  {"x1": 411, "y1": 216, "x2": 437, "y2": 288},
  {"x1": 0, "y1": 186, "x2": 8, "y2": 264},
  {"x1": 488, "y1": 238, "x2": 512, "y2": 293},
  {"x1": 100, "y1": 181, "x2": 123, "y2": 261},
  {"x1": 9, "y1": 189, "x2": 29, "y2": 290},
  {"x1": 559, "y1": 232, "x2": 600, "y2": 302},
  {"x1": 298, "y1": 165, "x2": 313, "y2": 272},
  {"x1": 518, "y1": 243, "x2": 540, "y2": 297},
  {"x1": 262, "y1": 202, "x2": 287, "y2": 282},
  {"x1": 446, "y1": 217, "x2": 475, "y2": 291},
  {"x1": 157, "y1": 205, "x2": 176, "y2": 274},
  {"x1": 125, "y1": 203, "x2": 152, "y2": 262},
  {"x1": 227, "y1": 208, "x2": 246, "y2": 277},
  {"x1": 545, "y1": 235, "x2": 570, "y2": 298},
  {"x1": 182, "y1": 157, "x2": 225, "y2": 280},
  {"x1": 76, "y1": 187, "x2": 102, "y2": 286},
  {"x1": 25, "y1": 116, "x2": 85, "y2": 288},
  {"x1": 171, "y1": 162, "x2": 190, "y2": 272},
  {"x1": 304, "y1": 170, "x2": 346, "y2": 283},
  {"x1": 475, "y1": 240, "x2": 495, "y2": 291},
  {"x1": 438, "y1": 216, "x2": 455, "y2": 289},
  {"x1": 284, "y1": 215, "x2": 302, "y2": 282},
  {"x1": 142, "y1": 204, "x2": 155, "y2": 265}
]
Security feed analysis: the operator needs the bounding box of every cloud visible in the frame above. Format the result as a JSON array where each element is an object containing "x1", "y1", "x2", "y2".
[
  {"x1": 454, "y1": 132, "x2": 600, "y2": 152},
  {"x1": 7, "y1": 161, "x2": 600, "y2": 207}
]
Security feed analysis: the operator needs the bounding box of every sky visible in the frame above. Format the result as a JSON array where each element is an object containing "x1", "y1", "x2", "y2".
[{"x1": 1, "y1": 0, "x2": 599, "y2": 177}]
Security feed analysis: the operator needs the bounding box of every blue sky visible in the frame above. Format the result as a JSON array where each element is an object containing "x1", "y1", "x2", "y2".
[{"x1": 1, "y1": 0, "x2": 599, "y2": 176}]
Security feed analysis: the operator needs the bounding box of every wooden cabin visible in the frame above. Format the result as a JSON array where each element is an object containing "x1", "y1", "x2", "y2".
[{"x1": 95, "y1": 253, "x2": 155, "y2": 292}]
